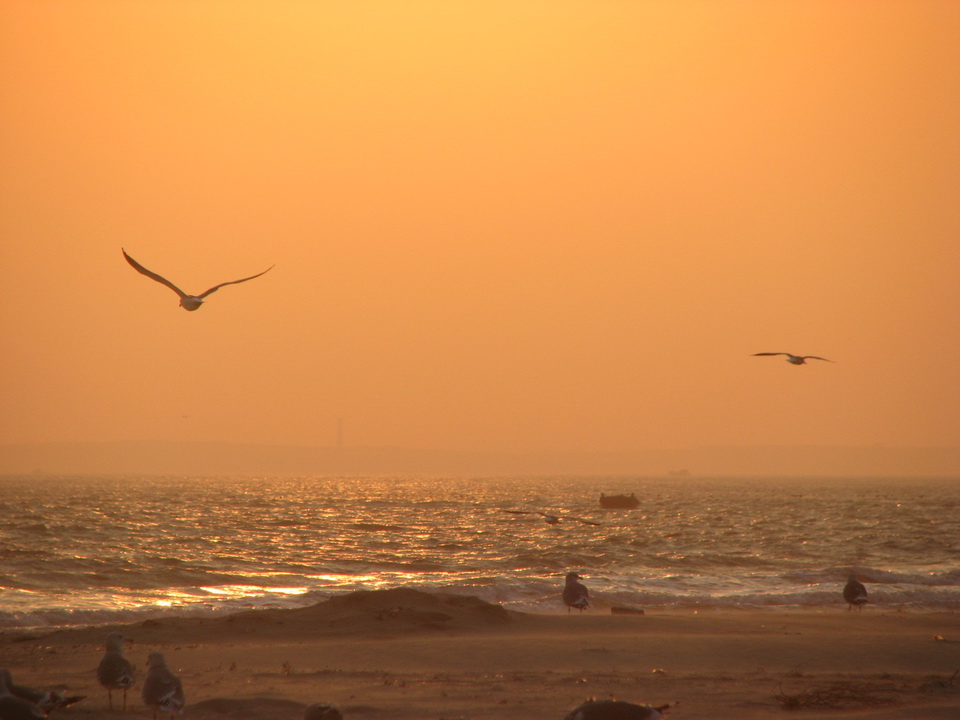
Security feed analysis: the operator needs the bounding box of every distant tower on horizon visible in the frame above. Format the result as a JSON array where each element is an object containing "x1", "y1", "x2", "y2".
[{"x1": 337, "y1": 417, "x2": 344, "y2": 451}]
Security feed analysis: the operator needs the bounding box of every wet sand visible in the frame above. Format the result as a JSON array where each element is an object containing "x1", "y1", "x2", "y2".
[{"x1": 3, "y1": 589, "x2": 958, "y2": 719}]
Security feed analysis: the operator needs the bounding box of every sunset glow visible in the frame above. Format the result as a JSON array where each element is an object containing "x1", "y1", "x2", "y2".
[{"x1": 1, "y1": 1, "x2": 958, "y2": 468}]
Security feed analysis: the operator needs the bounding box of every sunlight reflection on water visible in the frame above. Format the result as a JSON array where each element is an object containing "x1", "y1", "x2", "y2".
[{"x1": 1, "y1": 474, "x2": 958, "y2": 627}]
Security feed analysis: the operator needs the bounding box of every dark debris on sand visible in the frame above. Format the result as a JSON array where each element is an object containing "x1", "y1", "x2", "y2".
[{"x1": 775, "y1": 678, "x2": 901, "y2": 710}]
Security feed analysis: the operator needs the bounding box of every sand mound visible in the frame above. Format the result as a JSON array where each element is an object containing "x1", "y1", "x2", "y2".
[
  {"x1": 279, "y1": 587, "x2": 513, "y2": 634},
  {"x1": 19, "y1": 588, "x2": 517, "y2": 647}
]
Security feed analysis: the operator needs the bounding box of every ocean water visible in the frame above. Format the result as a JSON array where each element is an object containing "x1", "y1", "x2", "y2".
[{"x1": 1, "y1": 474, "x2": 958, "y2": 630}]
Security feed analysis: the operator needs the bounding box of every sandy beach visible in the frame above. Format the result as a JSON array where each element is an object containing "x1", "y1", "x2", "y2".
[{"x1": 2, "y1": 588, "x2": 959, "y2": 719}]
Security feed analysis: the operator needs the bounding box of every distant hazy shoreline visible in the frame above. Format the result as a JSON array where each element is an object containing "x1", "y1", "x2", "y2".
[{"x1": 1, "y1": 440, "x2": 957, "y2": 477}]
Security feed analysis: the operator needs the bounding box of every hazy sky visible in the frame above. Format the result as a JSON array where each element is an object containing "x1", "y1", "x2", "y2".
[{"x1": 2, "y1": 1, "x2": 958, "y2": 454}]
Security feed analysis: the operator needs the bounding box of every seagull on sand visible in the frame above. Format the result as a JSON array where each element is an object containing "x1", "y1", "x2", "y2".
[
  {"x1": 142, "y1": 652, "x2": 185, "y2": 719},
  {"x1": 563, "y1": 699, "x2": 674, "y2": 719},
  {"x1": 504, "y1": 510, "x2": 601, "y2": 526},
  {"x1": 122, "y1": 248, "x2": 273, "y2": 311},
  {"x1": 303, "y1": 703, "x2": 344, "y2": 720},
  {"x1": 97, "y1": 631, "x2": 135, "y2": 710},
  {"x1": 0, "y1": 669, "x2": 84, "y2": 713},
  {"x1": 563, "y1": 572, "x2": 590, "y2": 613},
  {"x1": 752, "y1": 352, "x2": 834, "y2": 365},
  {"x1": 843, "y1": 573, "x2": 868, "y2": 611},
  {"x1": 0, "y1": 671, "x2": 46, "y2": 720}
]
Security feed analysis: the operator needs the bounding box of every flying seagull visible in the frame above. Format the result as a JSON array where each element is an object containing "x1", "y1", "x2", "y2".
[
  {"x1": 752, "y1": 352, "x2": 834, "y2": 365},
  {"x1": 843, "y1": 573, "x2": 868, "y2": 611},
  {"x1": 562, "y1": 571, "x2": 590, "y2": 613},
  {"x1": 122, "y1": 248, "x2": 273, "y2": 311},
  {"x1": 504, "y1": 509, "x2": 601, "y2": 526}
]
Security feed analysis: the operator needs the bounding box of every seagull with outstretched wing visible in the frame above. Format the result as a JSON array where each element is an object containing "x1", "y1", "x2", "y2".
[
  {"x1": 0, "y1": 670, "x2": 84, "y2": 715},
  {"x1": 752, "y1": 352, "x2": 833, "y2": 365},
  {"x1": 0, "y1": 672, "x2": 46, "y2": 720},
  {"x1": 504, "y1": 509, "x2": 601, "y2": 526},
  {"x1": 122, "y1": 248, "x2": 273, "y2": 311}
]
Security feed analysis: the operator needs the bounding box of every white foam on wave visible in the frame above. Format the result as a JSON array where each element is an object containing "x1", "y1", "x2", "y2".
[{"x1": 4, "y1": 571, "x2": 960, "y2": 631}]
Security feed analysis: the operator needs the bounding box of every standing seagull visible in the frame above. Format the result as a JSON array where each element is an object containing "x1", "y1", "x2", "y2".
[
  {"x1": 122, "y1": 248, "x2": 273, "y2": 311},
  {"x1": 141, "y1": 653, "x2": 184, "y2": 720},
  {"x1": 564, "y1": 700, "x2": 673, "y2": 719},
  {"x1": 752, "y1": 352, "x2": 834, "y2": 365},
  {"x1": 563, "y1": 572, "x2": 590, "y2": 613},
  {"x1": 0, "y1": 669, "x2": 84, "y2": 713},
  {"x1": 97, "y1": 632, "x2": 135, "y2": 710},
  {"x1": 843, "y1": 574, "x2": 868, "y2": 611}
]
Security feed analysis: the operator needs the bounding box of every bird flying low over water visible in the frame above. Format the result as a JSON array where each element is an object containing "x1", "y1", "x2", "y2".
[
  {"x1": 752, "y1": 352, "x2": 834, "y2": 365},
  {"x1": 122, "y1": 248, "x2": 273, "y2": 311},
  {"x1": 503, "y1": 509, "x2": 601, "y2": 526}
]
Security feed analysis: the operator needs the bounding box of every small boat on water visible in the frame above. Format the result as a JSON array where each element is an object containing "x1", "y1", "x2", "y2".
[{"x1": 599, "y1": 492, "x2": 640, "y2": 509}]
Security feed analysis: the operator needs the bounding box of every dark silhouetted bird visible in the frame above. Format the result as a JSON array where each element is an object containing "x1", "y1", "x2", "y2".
[
  {"x1": 141, "y1": 652, "x2": 185, "y2": 719},
  {"x1": 0, "y1": 671, "x2": 46, "y2": 720},
  {"x1": 97, "y1": 631, "x2": 135, "y2": 710},
  {"x1": 122, "y1": 248, "x2": 273, "y2": 311},
  {"x1": 563, "y1": 572, "x2": 590, "y2": 613},
  {"x1": 303, "y1": 703, "x2": 344, "y2": 720},
  {"x1": 752, "y1": 352, "x2": 833, "y2": 365},
  {"x1": 843, "y1": 574, "x2": 868, "y2": 611},
  {"x1": 563, "y1": 699, "x2": 673, "y2": 719},
  {"x1": 0, "y1": 669, "x2": 84, "y2": 713}
]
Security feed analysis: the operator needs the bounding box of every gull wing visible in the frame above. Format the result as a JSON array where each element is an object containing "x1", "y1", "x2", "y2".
[
  {"x1": 803, "y1": 356, "x2": 834, "y2": 362},
  {"x1": 504, "y1": 509, "x2": 599, "y2": 526},
  {"x1": 752, "y1": 352, "x2": 788, "y2": 357},
  {"x1": 198, "y1": 265, "x2": 274, "y2": 299},
  {"x1": 535, "y1": 511, "x2": 562, "y2": 523},
  {"x1": 122, "y1": 249, "x2": 187, "y2": 299}
]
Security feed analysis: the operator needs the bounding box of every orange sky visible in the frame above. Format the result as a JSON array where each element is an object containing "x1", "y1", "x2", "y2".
[{"x1": 1, "y1": 1, "x2": 958, "y2": 455}]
